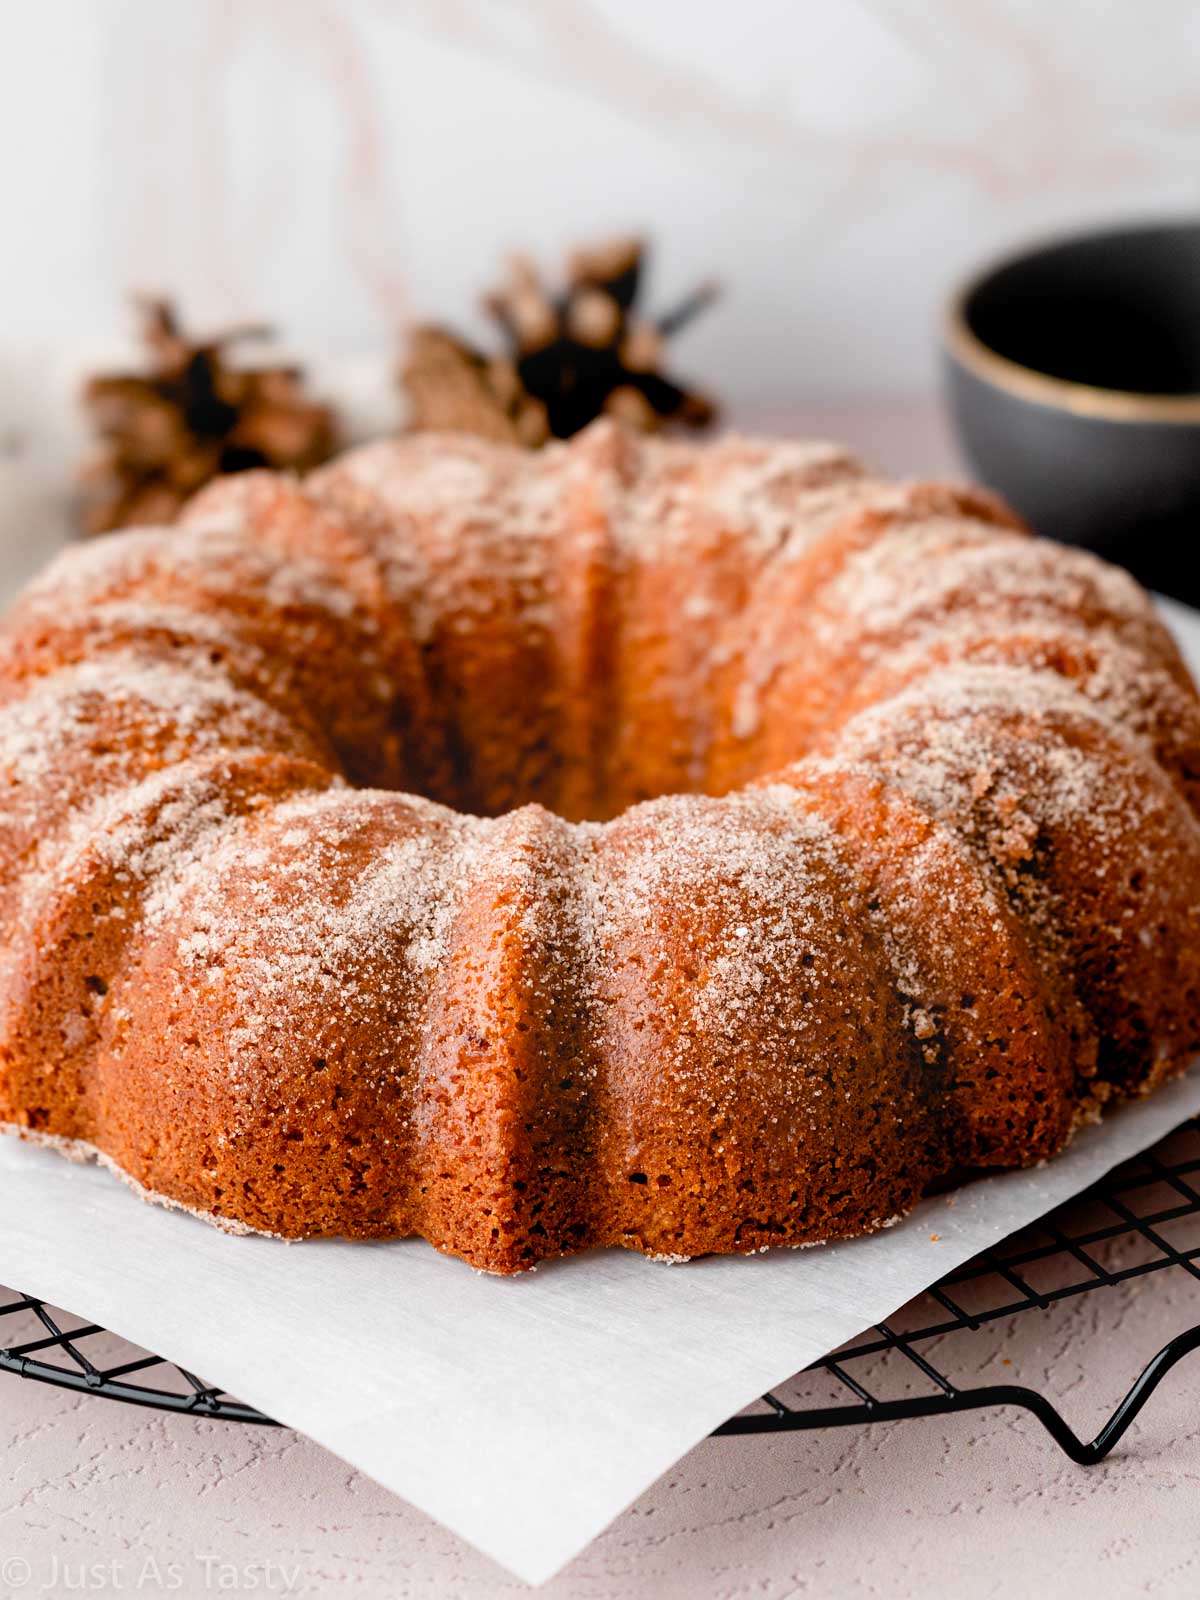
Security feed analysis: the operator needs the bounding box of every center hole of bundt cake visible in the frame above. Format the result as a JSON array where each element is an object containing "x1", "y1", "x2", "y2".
[
  {"x1": 370, "y1": 621, "x2": 779, "y2": 820},
  {"x1": 409, "y1": 767, "x2": 716, "y2": 827},
  {"x1": 393, "y1": 731, "x2": 738, "y2": 825}
]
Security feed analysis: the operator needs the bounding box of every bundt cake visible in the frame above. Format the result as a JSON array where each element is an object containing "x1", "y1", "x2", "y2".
[{"x1": 1, "y1": 420, "x2": 1198, "y2": 1273}]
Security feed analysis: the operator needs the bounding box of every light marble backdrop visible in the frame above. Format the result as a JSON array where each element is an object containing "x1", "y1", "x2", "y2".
[{"x1": 3, "y1": 0, "x2": 1200, "y2": 407}]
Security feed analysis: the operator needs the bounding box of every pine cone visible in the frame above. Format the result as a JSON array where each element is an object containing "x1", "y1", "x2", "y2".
[
  {"x1": 403, "y1": 328, "x2": 550, "y2": 448},
  {"x1": 80, "y1": 299, "x2": 338, "y2": 535},
  {"x1": 401, "y1": 236, "x2": 717, "y2": 447}
]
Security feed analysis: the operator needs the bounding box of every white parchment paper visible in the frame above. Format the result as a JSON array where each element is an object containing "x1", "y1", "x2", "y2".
[
  {"x1": 3, "y1": 389, "x2": 1199, "y2": 1585},
  {"x1": 3, "y1": 1077, "x2": 1200, "y2": 1585}
]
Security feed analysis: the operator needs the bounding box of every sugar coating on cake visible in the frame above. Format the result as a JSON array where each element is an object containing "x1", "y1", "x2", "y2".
[{"x1": 1, "y1": 419, "x2": 1198, "y2": 1273}]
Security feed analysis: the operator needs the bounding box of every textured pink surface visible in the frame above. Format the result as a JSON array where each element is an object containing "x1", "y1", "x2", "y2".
[
  {"x1": 2, "y1": 1255, "x2": 1199, "y2": 1598},
  {"x1": 2, "y1": 405, "x2": 1197, "y2": 1596}
]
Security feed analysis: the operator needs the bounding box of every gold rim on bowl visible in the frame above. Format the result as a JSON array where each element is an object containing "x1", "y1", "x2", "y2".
[{"x1": 944, "y1": 250, "x2": 1200, "y2": 426}]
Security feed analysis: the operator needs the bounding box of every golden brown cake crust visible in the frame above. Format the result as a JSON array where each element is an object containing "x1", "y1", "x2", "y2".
[{"x1": 1, "y1": 421, "x2": 1198, "y2": 1272}]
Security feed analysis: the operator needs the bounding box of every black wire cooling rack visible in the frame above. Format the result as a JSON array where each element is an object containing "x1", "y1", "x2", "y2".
[{"x1": 4, "y1": 1117, "x2": 1200, "y2": 1460}]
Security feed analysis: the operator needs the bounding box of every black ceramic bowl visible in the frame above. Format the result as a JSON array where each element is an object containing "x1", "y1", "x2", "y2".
[{"x1": 943, "y1": 219, "x2": 1200, "y2": 600}]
